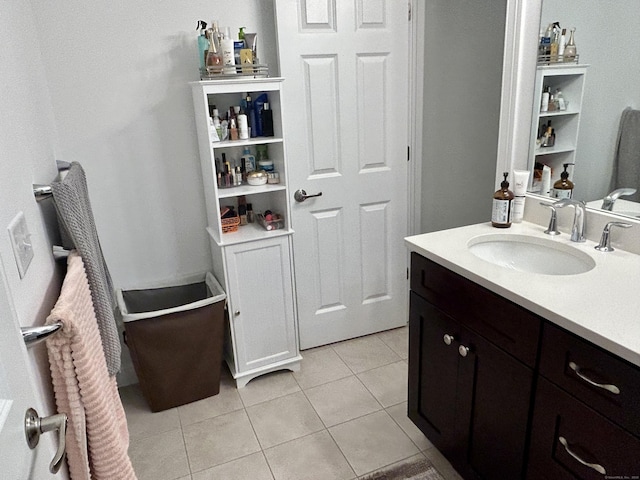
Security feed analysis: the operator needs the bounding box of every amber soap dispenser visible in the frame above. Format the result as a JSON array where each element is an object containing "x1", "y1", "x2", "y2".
[
  {"x1": 492, "y1": 172, "x2": 514, "y2": 228},
  {"x1": 552, "y1": 163, "x2": 574, "y2": 199}
]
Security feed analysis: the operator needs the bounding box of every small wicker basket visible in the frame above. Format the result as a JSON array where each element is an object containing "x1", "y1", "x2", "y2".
[{"x1": 221, "y1": 216, "x2": 240, "y2": 234}]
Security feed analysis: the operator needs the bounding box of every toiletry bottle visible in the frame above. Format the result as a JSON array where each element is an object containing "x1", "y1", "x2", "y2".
[
  {"x1": 491, "y1": 172, "x2": 514, "y2": 228},
  {"x1": 558, "y1": 28, "x2": 567, "y2": 58},
  {"x1": 241, "y1": 147, "x2": 256, "y2": 173},
  {"x1": 541, "y1": 86, "x2": 550, "y2": 112},
  {"x1": 229, "y1": 117, "x2": 238, "y2": 141},
  {"x1": 237, "y1": 113, "x2": 249, "y2": 140},
  {"x1": 246, "y1": 203, "x2": 254, "y2": 223},
  {"x1": 221, "y1": 27, "x2": 236, "y2": 74},
  {"x1": 540, "y1": 165, "x2": 552, "y2": 196},
  {"x1": 205, "y1": 29, "x2": 223, "y2": 74},
  {"x1": 246, "y1": 95, "x2": 257, "y2": 137},
  {"x1": 553, "y1": 163, "x2": 574, "y2": 199},
  {"x1": 512, "y1": 170, "x2": 530, "y2": 223},
  {"x1": 196, "y1": 20, "x2": 208, "y2": 74},
  {"x1": 555, "y1": 89, "x2": 566, "y2": 111},
  {"x1": 563, "y1": 28, "x2": 577, "y2": 62},
  {"x1": 261, "y1": 102, "x2": 274, "y2": 137}
]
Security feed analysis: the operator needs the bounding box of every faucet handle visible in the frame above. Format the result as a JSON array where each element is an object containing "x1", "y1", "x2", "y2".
[
  {"x1": 540, "y1": 202, "x2": 561, "y2": 235},
  {"x1": 594, "y1": 221, "x2": 633, "y2": 252}
]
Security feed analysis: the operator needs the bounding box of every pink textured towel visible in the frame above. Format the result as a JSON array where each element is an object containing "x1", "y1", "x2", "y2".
[{"x1": 46, "y1": 252, "x2": 136, "y2": 480}]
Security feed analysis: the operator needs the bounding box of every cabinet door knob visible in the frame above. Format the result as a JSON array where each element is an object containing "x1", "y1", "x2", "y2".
[
  {"x1": 458, "y1": 345, "x2": 470, "y2": 357},
  {"x1": 443, "y1": 334, "x2": 456, "y2": 346},
  {"x1": 568, "y1": 361, "x2": 620, "y2": 395},
  {"x1": 234, "y1": 311, "x2": 240, "y2": 316}
]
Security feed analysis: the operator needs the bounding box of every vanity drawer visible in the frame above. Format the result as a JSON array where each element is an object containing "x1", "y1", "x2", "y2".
[
  {"x1": 410, "y1": 253, "x2": 541, "y2": 367},
  {"x1": 527, "y1": 377, "x2": 640, "y2": 480},
  {"x1": 539, "y1": 322, "x2": 640, "y2": 437}
]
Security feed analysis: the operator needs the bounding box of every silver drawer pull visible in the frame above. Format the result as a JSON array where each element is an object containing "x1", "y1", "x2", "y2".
[
  {"x1": 568, "y1": 362, "x2": 620, "y2": 395},
  {"x1": 558, "y1": 436, "x2": 606, "y2": 475}
]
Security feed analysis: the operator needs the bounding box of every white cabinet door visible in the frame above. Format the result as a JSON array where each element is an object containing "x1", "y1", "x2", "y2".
[{"x1": 224, "y1": 235, "x2": 300, "y2": 387}]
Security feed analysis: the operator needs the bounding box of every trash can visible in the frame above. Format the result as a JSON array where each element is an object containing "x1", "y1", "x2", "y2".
[{"x1": 117, "y1": 273, "x2": 226, "y2": 412}]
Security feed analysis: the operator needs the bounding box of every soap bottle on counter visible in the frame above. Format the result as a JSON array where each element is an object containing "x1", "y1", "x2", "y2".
[
  {"x1": 552, "y1": 163, "x2": 574, "y2": 199},
  {"x1": 491, "y1": 172, "x2": 514, "y2": 228}
]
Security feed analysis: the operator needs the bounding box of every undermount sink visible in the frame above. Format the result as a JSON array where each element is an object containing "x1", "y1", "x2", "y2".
[{"x1": 468, "y1": 234, "x2": 596, "y2": 275}]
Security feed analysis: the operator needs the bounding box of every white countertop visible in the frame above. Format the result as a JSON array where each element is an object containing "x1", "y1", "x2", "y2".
[{"x1": 405, "y1": 221, "x2": 640, "y2": 367}]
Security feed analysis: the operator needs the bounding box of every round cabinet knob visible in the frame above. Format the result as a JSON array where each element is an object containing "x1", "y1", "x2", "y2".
[
  {"x1": 458, "y1": 345, "x2": 470, "y2": 357},
  {"x1": 234, "y1": 311, "x2": 240, "y2": 316},
  {"x1": 443, "y1": 334, "x2": 455, "y2": 346}
]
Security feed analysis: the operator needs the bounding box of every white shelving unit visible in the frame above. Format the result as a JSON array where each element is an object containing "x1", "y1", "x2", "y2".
[
  {"x1": 527, "y1": 64, "x2": 588, "y2": 193},
  {"x1": 190, "y1": 78, "x2": 301, "y2": 388}
]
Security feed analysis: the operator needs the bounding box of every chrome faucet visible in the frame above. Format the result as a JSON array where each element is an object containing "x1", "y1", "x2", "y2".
[
  {"x1": 553, "y1": 198, "x2": 587, "y2": 242},
  {"x1": 594, "y1": 221, "x2": 632, "y2": 252},
  {"x1": 601, "y1": 188, "x2": 637, "y2": 211}
]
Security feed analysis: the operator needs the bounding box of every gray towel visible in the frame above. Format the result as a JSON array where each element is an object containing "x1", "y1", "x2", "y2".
[
  {"x1": 611, "y1": 107, "x2": 640, "y2": 203},
  {"x1": 51, "y1": 162, "x2": 121, "y2": 376}
]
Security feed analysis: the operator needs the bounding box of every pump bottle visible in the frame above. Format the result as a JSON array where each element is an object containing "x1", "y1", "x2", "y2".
[
  {"x1": 492, "y1": 172, "x2": 514, "y2": 228},
  {"x1": 553, "y1": 163, "x2": 574, "y2": 199}
]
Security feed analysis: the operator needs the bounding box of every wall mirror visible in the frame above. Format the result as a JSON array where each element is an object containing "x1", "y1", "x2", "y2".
[{"x1": 524, "y1": 0, "x2": 640, "y2": 219}]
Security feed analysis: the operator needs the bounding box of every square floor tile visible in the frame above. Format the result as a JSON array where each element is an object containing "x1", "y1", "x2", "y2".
[
  {"x1": 265, "y1": 430, "x2": 356, "y2": 480},
  {"x1": 332, "y1": 335, "x2": 401, "y2": 374},
  {"x1": 192, "y1": 452, "x2": 274, "y2": 480},
  {"x1": 183, "y1": 409, "x2": 260, "y2": 472},
  {"x1": 357, "y1": 361, "x2": 408, "y2": 407},
  {"x1": 377, "y1": 326, "x2": 409, "y2": 360},
  {"x1": 178, "y1": 369, "x2": 243, "y2": 426},
  {"x1": 329, "y1": 410, "x2": 419, "y2": 476},
  {"x1": 238, "y1": 371, "x2": 301, "y2": 407},
  {"x1": 305, "y1": 376, "x2": 381, "y2": 427},
  {"x1": 386, "y1": 402, "x2": 434, "y2": 451},
  {"x1": 120, "y1": 384, "x2": 181, "y2": 440},
  {"x1": 293, "y1": 347, "x2": 352, "y2": 390},
  {"x1": 128, "y1": 428, "x2": 189, "y2": 480},
  {"x1": 246, "y1": 391, "x2": 324, "y2": 449}
]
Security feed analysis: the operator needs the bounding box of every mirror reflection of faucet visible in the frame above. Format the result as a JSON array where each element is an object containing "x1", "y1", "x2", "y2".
[{"x1": 601, "y1": 188, "x2": 637, "y2": 211}]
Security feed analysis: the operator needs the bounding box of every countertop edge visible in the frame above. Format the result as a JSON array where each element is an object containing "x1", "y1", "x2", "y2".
[{"x1": 406, "y1": 222, "x2": 640, "y2": 368}]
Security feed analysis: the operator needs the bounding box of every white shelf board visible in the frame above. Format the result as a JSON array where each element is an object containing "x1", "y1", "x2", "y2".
[
  {"x1": 212, "y1": 137, "x2": 283, "y2": 149},
  {"x1": 208, "y1": 223, "x2": 294, "y2": 247},
  {"x1": 218, "y1": 183, "x2": 287, "y2": 199}
]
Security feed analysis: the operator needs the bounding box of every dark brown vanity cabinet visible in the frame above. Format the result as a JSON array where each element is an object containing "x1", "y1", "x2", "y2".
[
  {"x1": 408, "y1": 252, "x2": 640, "y2": 480},
  {"x1": 527, "y1": 324, "x2": 640, "y2": 479},
  {"x1": 409, "y1": 253, "x2": 541, "y2": 480}
]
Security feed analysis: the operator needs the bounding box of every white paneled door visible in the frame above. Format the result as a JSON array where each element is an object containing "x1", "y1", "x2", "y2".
[{"x1": 275, "y1": 0, "x2": 410, "y2": 349}]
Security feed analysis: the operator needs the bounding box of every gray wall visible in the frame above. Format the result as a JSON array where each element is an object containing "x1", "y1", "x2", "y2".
[
  {"x1": 541, "y1": 0, "x2": 640, "y2": 202},
  {"x1": 421, "y1": 0, "x2": 507, "y2": 233}
]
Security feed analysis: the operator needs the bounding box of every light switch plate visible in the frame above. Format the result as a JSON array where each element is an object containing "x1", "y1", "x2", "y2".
[{"x1": 7, "y1": 211, "x2": 34, "y2": 279}]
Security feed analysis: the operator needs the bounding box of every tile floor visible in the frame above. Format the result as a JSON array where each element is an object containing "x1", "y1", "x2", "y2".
[{"x1": 119, "y1": 326, "x2": 464, "y2": 480}]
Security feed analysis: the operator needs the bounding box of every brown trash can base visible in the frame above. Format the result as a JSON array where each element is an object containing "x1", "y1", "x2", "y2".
[{"x1": 119, "y1": 276, "x2": 226, "y2": 412}]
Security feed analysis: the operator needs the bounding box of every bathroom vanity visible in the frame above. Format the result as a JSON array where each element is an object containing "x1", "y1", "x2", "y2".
[{"x1": 406, "y1": 221, "x2": 640, "y2": 479}]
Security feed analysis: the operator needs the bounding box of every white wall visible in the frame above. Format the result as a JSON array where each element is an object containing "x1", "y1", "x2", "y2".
[
  {"x1": 540, "y1": 0, "x2": 640, "y2": 201},
  {"x1": 0, "y1": 0, "x2": 66, "y2": 473},
  {"x1": 30, "y1": 0, "x2": 278, "y2": 291},
  {"x1": 421, "y1": 0, "x2": 507, "y2": 233}
]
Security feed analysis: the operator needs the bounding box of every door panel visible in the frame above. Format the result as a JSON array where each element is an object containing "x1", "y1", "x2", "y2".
[
  {"x1": 0, "y1": 261, "x2": 45, "y2": 478},
  {"x1": 276, "y1": 0, "x2": 409, "y2": 349}
]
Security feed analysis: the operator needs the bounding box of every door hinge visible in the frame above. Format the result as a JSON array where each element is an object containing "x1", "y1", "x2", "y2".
[
  {"x1": 408, "y1": 2, "x2": 412, "y2": 21},
  {"x1": 407, "y1": 268, "x2": 409, "y2": 280},
  {"x1": 407, "y1": 146, "x2": 410, "y2": 161}
]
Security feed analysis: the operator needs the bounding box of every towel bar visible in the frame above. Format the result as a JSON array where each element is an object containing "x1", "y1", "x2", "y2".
[
  {"x1": 33, "y1": 160, "x2": 71, "y2": 200},
  {"x1": 21, "y1": 322, "x2": 63, "y2": 346}
]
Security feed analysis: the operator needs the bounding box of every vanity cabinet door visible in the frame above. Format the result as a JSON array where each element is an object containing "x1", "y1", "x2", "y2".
[
  {"x1": 409, "y1": 292, "x2": 461, "y2": 458},
  {"x1": 459, "y1": 327, "x2": 534, "y2": 480},
  {"x1": 527, "y1": 377, "x2": 640, "y2": 480},
  {"x1": 409, "y1": 291, "x2": 534, "y2": 480}
]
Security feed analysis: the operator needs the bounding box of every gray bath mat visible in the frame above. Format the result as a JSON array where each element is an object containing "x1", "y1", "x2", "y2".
[{"x1": 360, "y1": 457, "x2": 444, "y2": 480}]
